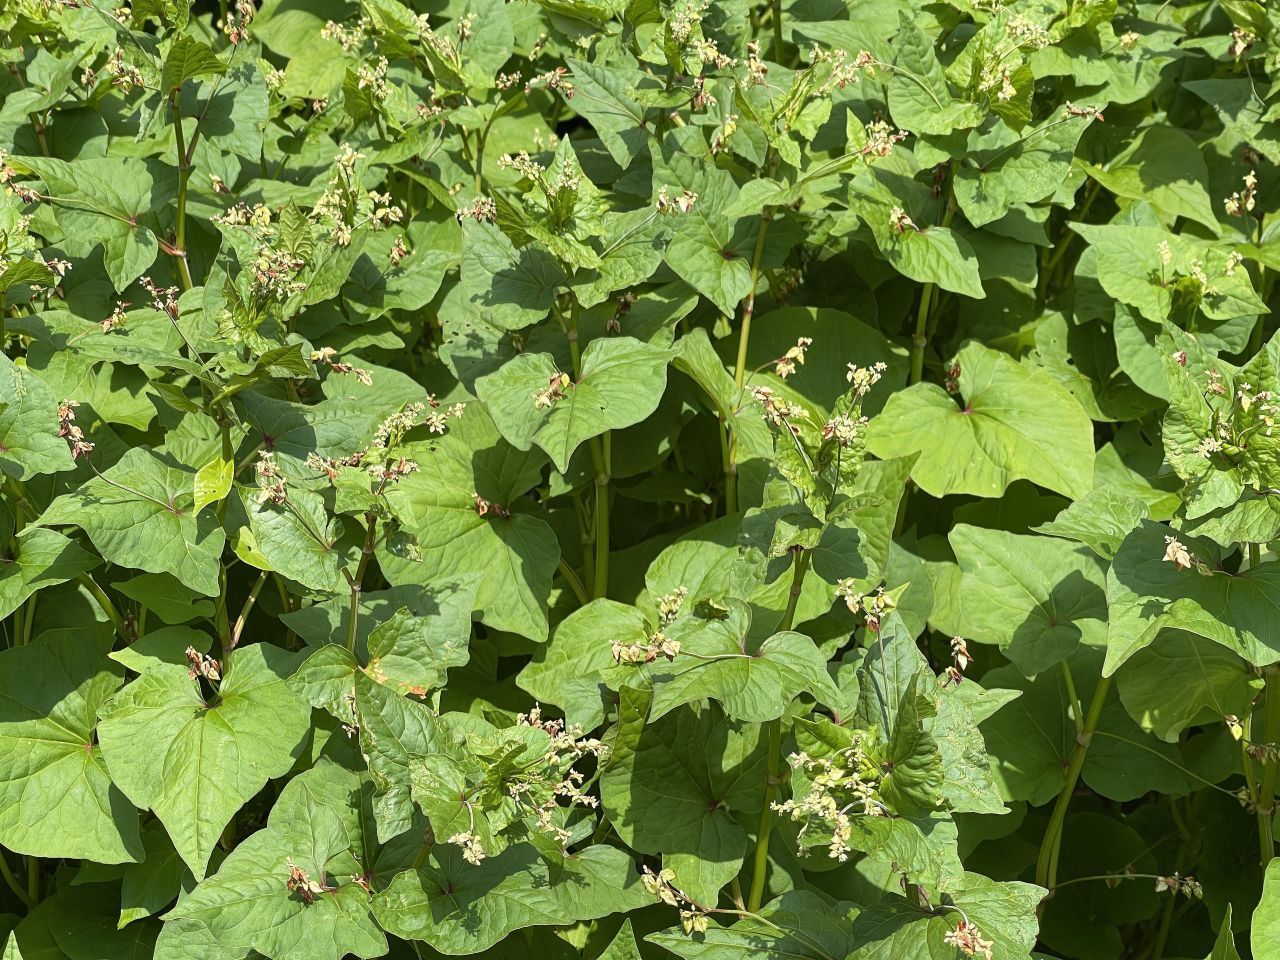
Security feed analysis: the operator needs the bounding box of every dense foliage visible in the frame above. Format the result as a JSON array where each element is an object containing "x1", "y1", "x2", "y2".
[{"x1": 8, "y1": 0, "x2": 1280, "y2": 957}]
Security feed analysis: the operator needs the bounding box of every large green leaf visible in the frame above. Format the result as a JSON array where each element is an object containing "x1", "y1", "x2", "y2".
[
  {"x1": 373, "y1": 844, "x2": 650, "y2": 954},
  {"x1": 0, "y1": 527, "x2": 96, "y2": 621},
  {"x1": 948, "y1": 524, "x2": 1108, "y2": 676},
  {"x1": 647, "y1": 891, "x2": 857, "y2": 959},
  {"x1": 0, "y1": 355, "x2": 76, "y2": 480},
  {"x1": 650, "y1": 599, "x2": 841, "y2": 721},
  {"x1": 476, "y1": 336, "x2": 671, "y2": 473},
  {"x1": 39, "y1": 447, "x2": 226, "y2": 596},
  {"x1": 378, "y1": 407, "x2": 558, "y2": 642},
  {"x1": 600, "y1": 702, "x2": 765, "y2": 904},
  {"x1": 0, "y1": 629, "x2": 140, "y2": 863},
  {"x1": 1106, "y1": 520, "x2": 1280, "y2": 674},
  {"x1": 11, "y1": 157, "x2": 158, "y2": 291},
  {"x1": 867, "y1": 342, "x2": 1095, "y2": 499},
  {"x1": 98, "y1": 640, "x2": 310, "y2": 878},
  {"x1": 156, "y1": 760, "x2": 390, "y2": 960}
]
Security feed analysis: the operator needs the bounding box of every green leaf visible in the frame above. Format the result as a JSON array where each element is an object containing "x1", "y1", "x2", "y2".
[
  {"x1": 161, "y1": 34, "x2": 226, "y2": 91},
  {"x1": 1106, "y1": 520, "x2": 1280, "y2": 674},
  {"x1": 888, "y1": 14, "x2": 983, "y2": 135},
  {"x1": 955, "y1": 114, "x2": 1094, "y2": 227},
  {"x1": 477, "y1": 336, "x2": 671, "y2": 473},
  {"x1": 10, "y1": 157, "x2": 158, "y2": 291},
  {"x1": 237, "y1": 487, "x2": 350, "y2": 593},
  {"x1": 98, "y1": 641, "x2": 310, "y2": 878},
  {"x1": 192, "y1": 454, "x2": 233, "y2": 517},
  {"x1": 158, "y1": 760, "x2": 388, "y2": 960},
  {"x1": 378, "y1": 407, "x2": 558, "y2": 642},
  {"x1": 848, "y1": 873, "x2": 1043, "y2": 960},
  {"x1": 600, "y1": 703, "x2": 765, "y2": 904},
  {"x1": 1080, "y1": 125, "x2": 1217, "y2": 230},
  {"x1": 0, "y1": 628, "x2": 141, "y2": 863},
  {"x1": 647, "y1": 891, "x2": 857, "y2": 959},
  {"x1": 1255, "y1": 860, "x2": 1280, "y2": 960},
  {"x1": 0, "y1": 527, "x2": 96, "y2": 621},
  {"x1": 1116, "y1": 630, "x2": 1262, "y2": 742},
  {"x1": 867, "y1": 342, "x2": 1096, "y2": 499},
  {"x1": 1210, "y1": 905, "x2": 1242, "y2": 960},
  {"x1": 0, "y1": 355, "x2": 76, "y2": 480},
  {"x1": 565, "y1": 60, "x2": 648, "y2": 168},
  {"x1": 650, "y1": 598, "x2": 841, "y2": 721},
  {"x1": 518, "y1": 598, "x2": 644, "y2": 730},
  {"x1": 948, "y1": 524, "x2": 1108, "y2": 676},
  {"x1": 1032, "y1": 485, "x2": 1150, "y2": 560},
  {"x1": 373, "y1": 844, "x2": 650, "y2": 954},
  {"x1": 39, "y1": 447, "x2": 226, "y2": 596}
]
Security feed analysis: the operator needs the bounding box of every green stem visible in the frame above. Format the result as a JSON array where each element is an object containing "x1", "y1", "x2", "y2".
[
  {"x1": 1257, "y1": 668, "x2": 1280, "y2": 864},
  {"x1": 591, "y1": 433, "x2": 611, "y2": 599},
  {"x1": 346, "y1": 513, "x2": 378, "y2": 654},
  {"x1": 169, "y1": 93, "x2": 194, "y2": 291},
  {"x1": 78, "y1": 574, "x2": 126, "y2": 640},
  {"x1": 908, "y1": 283, "x2": 934, "y2": 385},
  {"x1": 556, "y1": 559, "x2": 590, "y2": 606},
  {"x1": 1036, "y1": 674, "x2": 1112, "y2": 890},
  {"x1": 1060, "y1": 661, "x2": 1085, "y2": 736},
  {"x1": 771, "y1": 0, "x2": 783, "y2": 61},
  {"x1": 0, "y1": 850, "x2": 33, "y2": 908},
  {"x1": 230, "y1": 571, "x2": 268, "y2": 650},
  {"x1": 25, "y1": 856, "x2": 37, "y2": 904},
  {"x1": 726, "y1": 207, "x2": 775, "y2": 514},
  {"x1": 746, "y1": 548, "x2": 810, "y2": 911}
]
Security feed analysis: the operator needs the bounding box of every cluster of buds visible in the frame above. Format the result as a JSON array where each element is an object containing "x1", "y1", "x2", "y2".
[
  {"x1": 1247, "y1": 741, "x2": 1280, "y2": 764},
  {"x1": 1229, "y1": 28, "x2": 1255, "y2": 60},
  {"x1": 846, "y1": 361, "x2": 887, "y2": 398},
  {"x1": 389, "y1": 236, "x2": 408, "y2": 266},
  {"x1": 943, "y1": 919, "x2": 995, "y2": 960},
  {"x1": 372, "y1": 401, "x2": 425, "y2": 448},
  {"x1": 58, "y1": 399, "x2": 94, "y2": 460},
  {"x1": 977, "y1": 59, "x2": 1017, "y2": 102},
  {"x1": 1118, "y1": 31, "x2": 1142, "y2": 51},
  {"x1": 836, "y1": 582, "x2": 896, "y2": 630},
  {"x1": 641, "y1": 867, "x2": 710, "y2": 936},
  {"x1": 773, "y1": 741, "x2": 884, "y2": 861},
  {"x1": 1064, "y1": 102, "x2": 1104, "y2": 121},
  {"x1": 310, "y1": 347, "x2": 372, "y2": 385},
  {"x1": 320, "y1": 18, "x2": 366, "y2": 52},
  {"x1": 355, "y1": 57, "x2": 389, "y2": 100},
  {"x1": 524, "y1": 67, "x2": 573, "y2": 98},
  {"x1": 748, "y1": 385, "x2": 806, "y2": 431},
  {"x1": 821, "y1": 411, "x2": 866, "y2": 448},
  {"x1": 889, "y1": 206, "x2": 918, "y2": 234},
  {"x1": 860, "y1": 120, "x2": 907, "y2": 159},
  {"x1": 255, "y1": 451, "x2": 287, "y2": 505},
  {"x1": 222, "y1": 0, "x2": 254, "y2": 43},
  {"x1": 104, "y1": 48, "x2": 145, "y2": 91},
  {"x1": 533, "y1": 372, "x2": 572, "y2": 411},
  {"x1": 656, "y1": 587, "x2": 688, "y2": 627},
  {"x1": 1006, "y1": 15, "x2": 1049, "y2": 48},
  {"x1": 185, "y1": 646, "x2": 222, "y2": 683},
  {"x1": 101, "y1": 301, "x2": 129, "y2": 334},
  {"x1": 1155, "y1": 873, "x2": 1203, "y2": 899},
  {"x1": 941, "y1": 636, "x2": 972, "y2": 688},
  {"x1": 692, "y1": 38, "x2": 735, "y2": 70},
  {"x1": 656, "y1": 185, "x2": 698, "y2": 215},
  {"x1": 141, "y1": 277, "x2": 180, "y2": 321},
  {"x1": 1225, "y1": 170, "x2": 1258, "y2": 218},
  {"x1": 504, "y1": 707, "x2": 608, "y2": 850},
  {"x1": 745, "y1": 40, "x2": 768, "y2": 84},
  {"x1": 367, "y1": 457, "x2": 419, "y2": 485},
  {"x1": 458, "y1": 196, "x2": 498, "y2": 223},
  {"x1": 473, "y1": 493, "x2": 511, "y2": 519},
  {"x1": 285, "y1": 859, "x2": 330, "y2": 903},
  {"x1": 305, "y1": 450, "x2": 366, "y2": 481},
  {"x1": 1162, "y1": 535, "x2": 1213, "y2": 575},
  {"x1": 447, "y1": 829, "x2": 487, "y2": 865},
  {"x1": 773, "y1": 337, "x2": 813, "y2": 380},
  {"x1": 612, "y1": 629, "x2": 680, "y2": 664}
]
